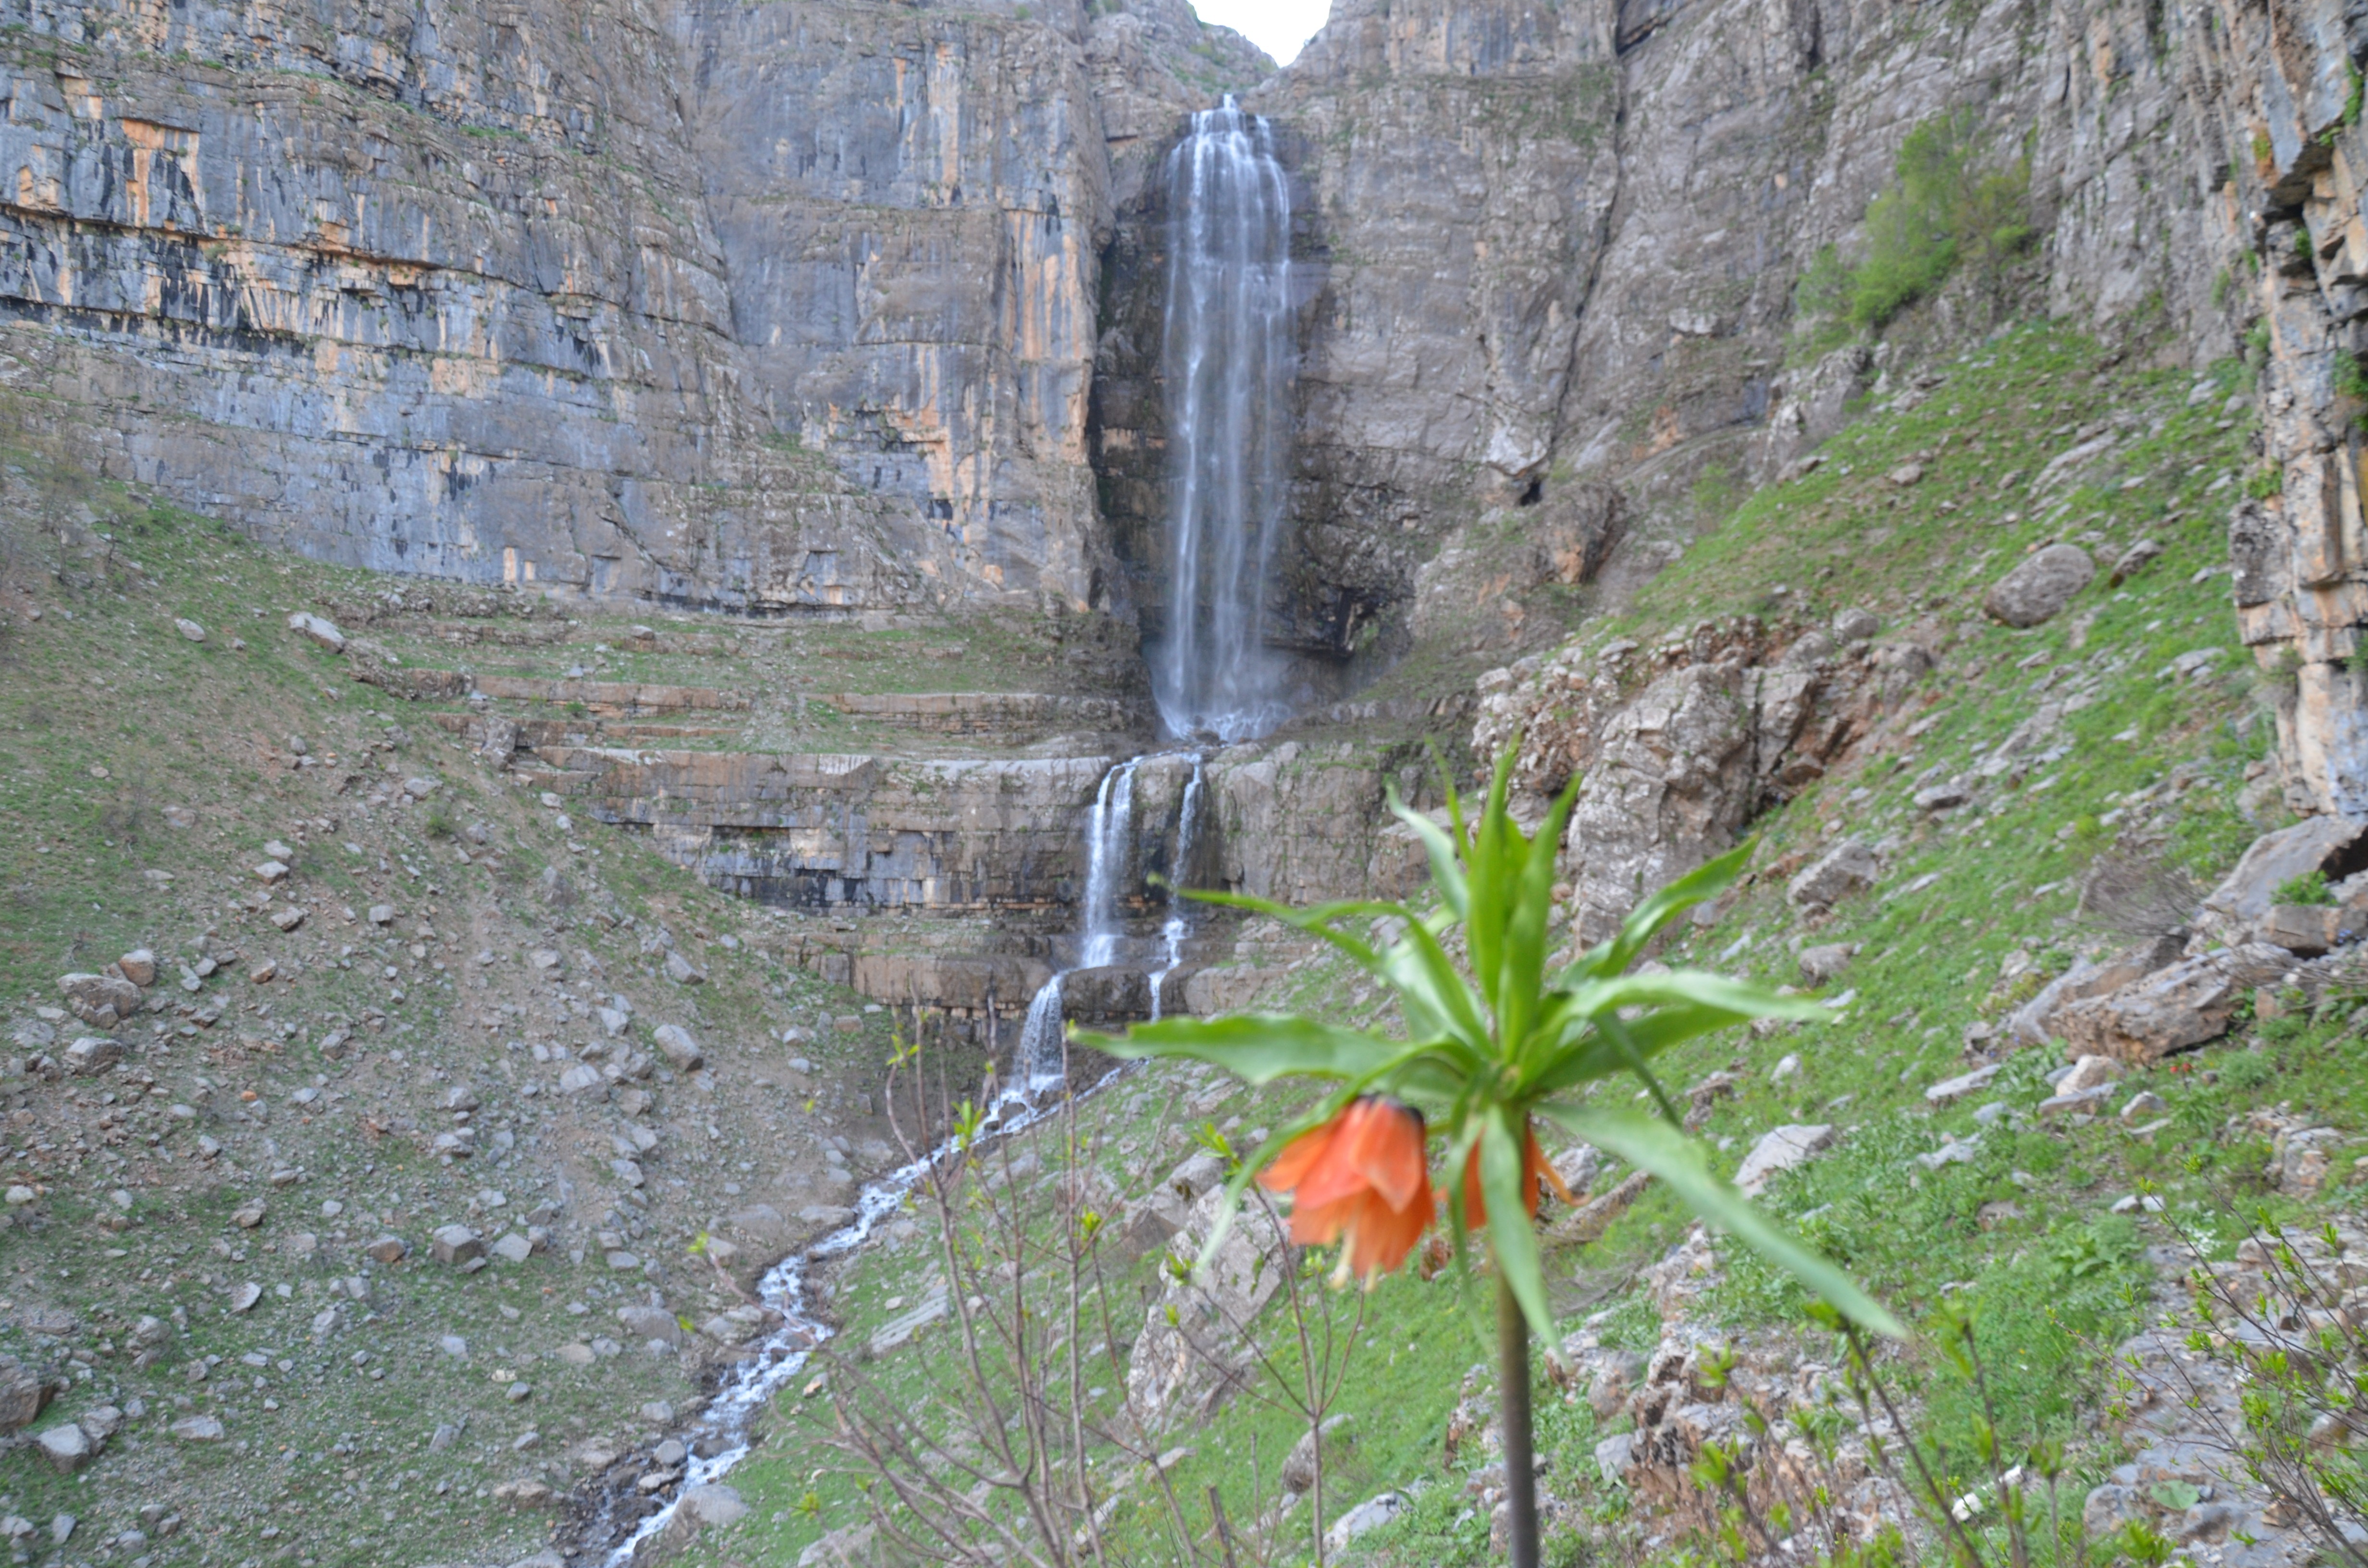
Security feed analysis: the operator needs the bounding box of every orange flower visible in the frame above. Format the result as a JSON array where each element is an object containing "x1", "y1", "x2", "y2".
[
  {"x1": 1461, "y1": 1120, "x2": 1576, "y2": 1230},
  {"x1": 1259, "y1": 1097, "x2": 1433, "y2": 1282}
]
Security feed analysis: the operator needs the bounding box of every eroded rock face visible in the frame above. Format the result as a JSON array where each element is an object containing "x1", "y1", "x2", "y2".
[
  {"x1": 0, "y1": 0, "x2": 1258, "y2": 615},
  {"x1": 1476, "y1": 615, "x2": 1933, "y2": 941}
]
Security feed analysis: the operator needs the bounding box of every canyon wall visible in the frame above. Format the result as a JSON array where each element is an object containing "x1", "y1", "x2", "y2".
[
  {"x1": 9, "y1": 0, "x2": 2368, "y2": 819},
  {"x1": 0, "y1": 0, "x2": 1257, "y2": 614}
]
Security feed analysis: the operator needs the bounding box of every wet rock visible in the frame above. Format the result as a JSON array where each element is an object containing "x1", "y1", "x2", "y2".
[{"x1": 1984, "y1": 545, "x2": 2096, "y2": 627}]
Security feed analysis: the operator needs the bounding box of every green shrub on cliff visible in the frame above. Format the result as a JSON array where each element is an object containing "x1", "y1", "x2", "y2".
[{"x1": 1796, "y1": 109, "x2": 2033, "y2": 332}]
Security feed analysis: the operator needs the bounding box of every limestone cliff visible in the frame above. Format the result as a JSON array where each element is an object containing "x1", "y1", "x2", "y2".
[{"x1": 0, "y1": 0, "x2": 1260, "y2": 614}]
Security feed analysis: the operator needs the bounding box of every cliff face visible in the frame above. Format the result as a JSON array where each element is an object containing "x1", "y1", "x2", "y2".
[
  {"x1": 0, "y1": 0, "x2": 1258, "y2": 613},
  {"x1": 11, "y1": 0, "x2": 2367, "y2": 821}
]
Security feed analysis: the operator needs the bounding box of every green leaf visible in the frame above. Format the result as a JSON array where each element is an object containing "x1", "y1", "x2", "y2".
[
  {"x1": 1532, "y1": 1104, "x2": 1903, "y2": 1339},
  {"x1": 1087, "y1": 1015, "x2": 1407, "y2": 1085},
  {"x1": 1480, "y1": 1108, "x2": 1554, "y2": 1337},
  {"x1": 1387, "y1": 782, "x2": 1468, "y2": 921},
  {"x1": 1497, "y1": 776, "x2": 1581, "y2": 1060}
]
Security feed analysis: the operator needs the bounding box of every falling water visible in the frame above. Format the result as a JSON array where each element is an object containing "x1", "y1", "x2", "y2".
[
  {"x1": 1156, "y1": 96, "x2": 1295, "y2": 743},
  {"x1": 1018, "y1": 758, "x2": 1140, "y2": 1081},
  {"x1": 1149, "y1": 758, "x2": 1204, "y2": 1020}
]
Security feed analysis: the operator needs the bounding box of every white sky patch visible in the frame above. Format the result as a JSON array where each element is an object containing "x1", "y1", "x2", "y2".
[{"x1": 1192, "y1": 0, "x2": 1331, "y2": 67}]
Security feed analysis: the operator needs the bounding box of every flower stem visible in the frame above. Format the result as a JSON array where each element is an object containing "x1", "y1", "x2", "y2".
[{"x1": 1497, "y1": 1269, "x2": 1539, "y2": 1568}]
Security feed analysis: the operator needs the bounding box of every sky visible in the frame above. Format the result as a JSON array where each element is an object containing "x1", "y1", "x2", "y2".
[{"x1": 1193, "y1": 0, "x2": 1332, "y2": 66}]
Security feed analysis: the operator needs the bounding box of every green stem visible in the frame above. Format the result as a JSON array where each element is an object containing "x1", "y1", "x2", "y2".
[{"x1": 1497, "y1": 1270, "x2": 1539, "y2": 1568}]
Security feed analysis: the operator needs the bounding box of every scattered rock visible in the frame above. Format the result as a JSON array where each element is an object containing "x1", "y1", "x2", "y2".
[
  {"x1": 1788, "y1": 839, "x2": 1879, "y2": 910},
  {"x1": 1324, "y1": 1492, "x2": 1409, "y2": 1550},
  {"x1": 169, "y1": 1415, "x2": 225, "y2": 1442},
  {"x1": 34, "y1": 1423, "x2": 91, "y2": 1473},
  {"x1": 664, "y1": 951, "x2": 707, "y2": 986},
  {"x1": 58, "y1": 972, "x2": 140, "y2": 1029},
  {"x1": 1798, "y1": 943, "x2": 1856, "y2": 986},
  {"x1": 1888, "y1": 462, "x2": 1925, "y2": 487},
  {"x1": 2059, "y1": 1054, "x2": 2123, "y2": 1095},
  {"x1": 0, "y1": 1357, "x2": 51, "y2": 1432},
  {"x1": 1832, "y1": 606, "x2": 1880, "y2": 643},
  {"x1": 63, "y1": 1038, "x2": 122, "y2": 1076},
  {"x1": 490, "y1": 1233, "x2": 534, "y2": 1265},
  {"x1": 651, "y1": 1024, "x2": 704, "y2": 1071},
  {"x1": 174, "y1": 618, "x2": 207, "y2": 642},
  {"x1": 233, "y1": 1200, "x2": 267, "y2": 1228},
  {"x1": 677, "y1": 1484, "x2": 749, "y2": 1531},
  {"x1": 2120, "y1": 1090, "x2": 2168, "y2": 1121},
  {"x1": 1734, "y1": 1125, "x2": 1835, "y2": 1196},
  {"x1": 1924, "y1": 1063, "x2": 2002, "y2": 1104},
  {"x1": 1913, "y1": 778, "x2": 1973, "y2": 811},
  {"x1": 286, "y1": 612, "x2": 346, "y2": 653},
  {"x1": 364, "y1": 1235, "x2": 409, "y2": 1264},
  {"x1": 2053, "y1": 944, "x2": 2294, "y2": 1063},
  {"x1": 2109, "y1": 538, "x2": 2165, "y2": 587},
  {"x1": 115, "y1": 950, "x2": 156, "y2": 987},
  {"x1": 253, "y1": 860, "x2": 289, "y2": 883},
  {"x1": 430, "y1": 1225, "x2": 485, "y2": 1266},
  {"x1": 228, "y1": 1283, "x2": 262, "y2": 1313},
  {"x1": 1984, "y1": 544, "x2": 2096, "y2": 628}
]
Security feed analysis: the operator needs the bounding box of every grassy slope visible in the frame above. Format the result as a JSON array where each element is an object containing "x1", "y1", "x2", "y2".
[
  {"x1": 695, "y1": 323, "x2": 2365, "y2": 1568},
  {"x1": 0, "y1": 457, "x2": 946, "y2": 1567}
]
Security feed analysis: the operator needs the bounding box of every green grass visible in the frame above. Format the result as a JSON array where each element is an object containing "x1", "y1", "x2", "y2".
[{"x1": 675, "y1": 321, "x2": 2329, "y2": 1568}]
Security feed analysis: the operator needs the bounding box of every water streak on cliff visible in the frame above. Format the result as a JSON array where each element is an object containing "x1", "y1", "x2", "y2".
[
  {"x1": 1155, "y1": 98, "x2": 1295, "y2": 742},
  {"x1": 1019, "y1": 757, "x2": 1140, "y2": 1080}
]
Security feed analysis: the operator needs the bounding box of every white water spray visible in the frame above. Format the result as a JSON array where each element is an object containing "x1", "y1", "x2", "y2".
[
  {"x1": 1149, "y1": 757, "x2": 1204, "y2": 1020},
  {"x1": 1155, "y1": 96, "x2": 1295, "y2": 743},
  {"x1": 1018, "y1": 757, "x2": 1140, "y2": 1082}
]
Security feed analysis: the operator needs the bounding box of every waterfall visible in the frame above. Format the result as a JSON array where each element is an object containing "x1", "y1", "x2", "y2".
[
  {"x1": 1156, "y1": 96, "x2": 1295, "y2": 743},
  {"x1": 1149, "y1": 758, "x2": 1204, "y2": 1021},
  {"x1": 1019, "y1": 759, "x2": 1139, "y2": 1082}
]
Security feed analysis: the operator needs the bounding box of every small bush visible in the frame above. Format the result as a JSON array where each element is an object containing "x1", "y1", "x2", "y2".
[
  {"x1": 2275, "y1": 870, "x2": 2337, "y2": 906},
  {"x1": 424, "y1": 805, "x2": 457, "y2": 839},
  {"x1": 1798, "y1": 110, "x2": 2033, "y2": 333}
]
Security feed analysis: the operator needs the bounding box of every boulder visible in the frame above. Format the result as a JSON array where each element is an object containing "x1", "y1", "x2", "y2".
[
  {"x1": 1984, "y1": 545, "x2": 2096, "y2": 627},
  {"x1": 1924, "y1": 1063, "x2": 2002, "y2": 1104},
  {"x1": 1282, "y1": 1414, "x2": 1353, "y2": 1494},
  {"x1": 650, "y1": 1024, "x2": 704, "y2": 1071},
  {"x1": 286, "y1": 612, "x2": 346, "y2": 653},
  {"x1": 363, "y1": 1233, "x2": 410, "y2": 1265},
  {"x1": 1798, "y1": 943, "x2": 1856, "y2": 986},
  {"x1": 1788, "y1": 839, "x2": 1879, "y2": 910},
  {"x1": 2052, "y1": 944, "x2": 2296, "y2": 1062},
  {"x1": 2009, "y1": 933, "x2": 2186, "y2": 1045},
  {"x1": 2058, "y1": 1054, "x2": 2123, "y2": 1094},
  {"x1": 58, "y1": 972, "x2": 140, "y2": 1028},
  {"x1": 2258, "y1": 904, "x2": 2342, "y2": 955},
  {"x1": 34, "y1": 1424, "x2": 90, "y2": 1473},
  {"x1": 115, "y1": 950, "x2": 157, "y2": 987},
  {"x1": 173, "y1": 618, "x2": 207, "y2": 642},
  {"x1": 677, "y1": 1484, "x2": 749, "y2": 1531},
  {"x1": 1733, "y1": 1125, "x2": 1835, "y2": 1196},
  {"x1": 430, "y1": 1225, "x2": 485, "y2": 1266},
  {"x1": 0, "y1": 1357, "x2": 50, "y2": 1433},
  {"x1": 617, "y1": 1305, "x2": 684, "y2": 1346},
  {"x1": 1324, "y1": 1492, "x2": 1408, "y2": 1550},
  {"x1": 62, "y1": 1038, "x2": 122, "y2": 1076},
  {"x1": 2109, "y1": 538, "x2": 2165, "y2": 587},
  {"x1": 2202, "y1": 818, "x2": 2367, "y2": 931}
]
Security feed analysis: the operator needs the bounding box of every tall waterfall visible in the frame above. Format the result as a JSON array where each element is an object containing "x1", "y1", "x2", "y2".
[{"x1": 1156, "y1": 96, "x2": 1295, "y2": 743}]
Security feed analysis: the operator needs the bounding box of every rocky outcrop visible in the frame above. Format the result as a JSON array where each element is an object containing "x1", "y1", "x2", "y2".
[{"x1": 1473, "y1": 613, "x2": 1932, "y2": 940}]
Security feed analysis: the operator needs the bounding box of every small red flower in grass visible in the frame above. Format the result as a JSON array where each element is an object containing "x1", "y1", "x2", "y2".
[
  {"x1": 1259, "y1": 1097, "x2": 1434, "y2": 1283},
  {"x1": 1461, "y1": 1120, "x2": 1577, "y2": 1229}
]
